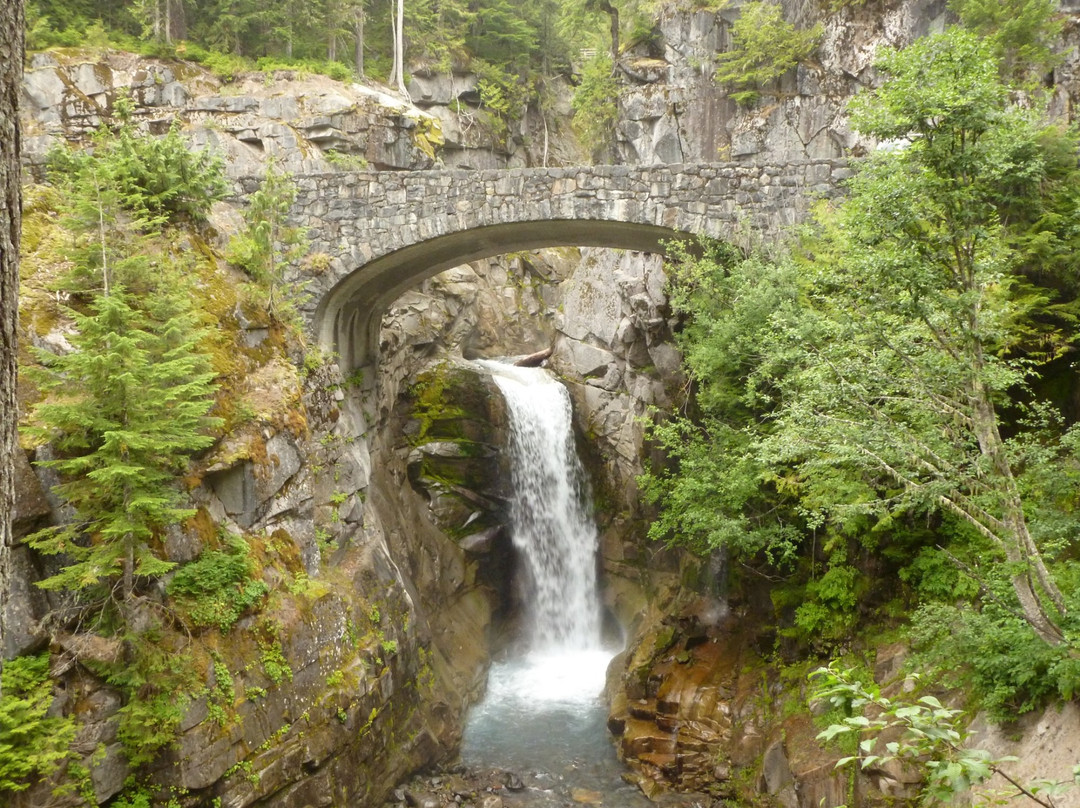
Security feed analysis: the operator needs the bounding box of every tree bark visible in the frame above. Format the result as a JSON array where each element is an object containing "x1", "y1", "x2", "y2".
[
  {"x1": 970, "y1": 381, "x2": 1066, "y2": 645},
  {"x1": 598, "y1": 0, "x2": 619, "y2": 64},
  {"x1": 0, "y1": 0, "x2": 24, "y2": 671},
  {"x1": 165, "y1": 0, "x2": 186, "y2": 44},
  {"x1": 514, "y1": 347, "x2": 553, "y2": 367},
  {"x1": 391, "y1": 0, "x2": 408, "y2": 97},
  {"x1": 149, "y1": 0, "x2": 163, "y2": 41},
  {"x1": 355, "y1": 6, "x2": 364, "y2": 77}
]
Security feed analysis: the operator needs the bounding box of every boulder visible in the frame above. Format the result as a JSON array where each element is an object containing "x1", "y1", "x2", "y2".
[
  {"x1": 2, "y1": 545, "x2": 49, "y2": 657},
  {"x1": 12, "y1": 448, "x2": 50, "y2": 538}
]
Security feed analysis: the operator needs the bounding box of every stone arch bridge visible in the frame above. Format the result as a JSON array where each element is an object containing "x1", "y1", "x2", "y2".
[{"x1": 267, "y1": 159, "x2": 850, "y2": 370}]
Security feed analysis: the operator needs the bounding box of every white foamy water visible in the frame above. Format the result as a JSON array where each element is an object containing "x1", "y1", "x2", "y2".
[
  {"x1": 480, "y1": 361, "x2": 603, "y2": 651},
  {"x1": 461, "y1": 362, "x2": 638, "y2": 799},
  {"x1": 484, "y1": 649, "x2": 613, "y2": 705}
]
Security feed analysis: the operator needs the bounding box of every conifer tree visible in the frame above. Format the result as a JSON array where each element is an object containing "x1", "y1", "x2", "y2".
[
  {"x1": 26, "y1": 105, "x2": 223, "y2": 622},
  {"x1": 26, "y1": 282, "x2": 219, "y2": 616},
  {"x1": 714, "y1": 1, "x2": 821, "y2": 105},
  {"x1": 227, "y1": 159, "x2": 306, "y2": 316}
]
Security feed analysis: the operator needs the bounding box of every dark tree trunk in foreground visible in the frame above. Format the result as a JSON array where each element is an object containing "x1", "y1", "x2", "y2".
[{"x1": 0, "y1": 0, "x2": 24, "y2": 669}]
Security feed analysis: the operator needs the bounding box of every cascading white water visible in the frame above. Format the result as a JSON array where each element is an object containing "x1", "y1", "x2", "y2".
[
  {"x1": 489, "y1": 361, "x2": 602, "y2": 651},
  {"x1": 458, "y1": 363, "x2": 652, "y2": 806}
]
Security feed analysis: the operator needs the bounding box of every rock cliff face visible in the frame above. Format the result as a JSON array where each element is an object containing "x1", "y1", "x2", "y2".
[
  {"x1": 615, "y1": 0, "x2": 1079, "y2": 165},
  {"x1": 10, "y1": 53, "x2": 519, "y2": 808},
  {"x1": 20, "y1": 50, "x2": 444, "y2": 174}
]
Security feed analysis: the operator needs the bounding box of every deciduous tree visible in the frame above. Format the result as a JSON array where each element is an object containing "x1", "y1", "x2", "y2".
[{"x1": 647, "y1": 29, "x2": 1080, "y2": 649}]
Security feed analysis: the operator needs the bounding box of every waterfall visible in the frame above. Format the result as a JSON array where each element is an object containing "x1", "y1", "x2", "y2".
[
  {"x1": 458, "y1": 362, "x2": 651, "y2": 804},
  {"x1": 484, "y1": 361, "x2": 602, "y2": 651}
]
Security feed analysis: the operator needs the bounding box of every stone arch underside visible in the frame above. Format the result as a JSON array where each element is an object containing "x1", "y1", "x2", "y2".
[{"x1": 313, "y1": 219, "x2": 689, "y2": 370}]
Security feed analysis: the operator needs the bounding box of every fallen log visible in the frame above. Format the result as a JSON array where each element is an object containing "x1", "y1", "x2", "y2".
[{"x1": 514, "y1": 347, "x2": 553, "y2": 367}]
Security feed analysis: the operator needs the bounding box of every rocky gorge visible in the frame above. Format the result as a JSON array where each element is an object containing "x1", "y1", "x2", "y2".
[{"x1": 7, "y1": 1, "x2": 1080, "y2": 807}]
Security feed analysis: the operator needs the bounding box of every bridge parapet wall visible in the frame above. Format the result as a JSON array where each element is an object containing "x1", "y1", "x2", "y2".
[{"x1": 247, "y1": 159, "x2": 851, "y2": 367}]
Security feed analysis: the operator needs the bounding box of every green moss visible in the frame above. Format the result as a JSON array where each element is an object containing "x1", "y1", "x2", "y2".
[
  {"x1": 412, "y1": 116, "x2": 444, "y2": 160},
  {"x1": 408, "y1": 362, "x2": 469, "y2": 444},
  {"x1": 652, "y1": 624, "x2": 677, "y2": 656}
]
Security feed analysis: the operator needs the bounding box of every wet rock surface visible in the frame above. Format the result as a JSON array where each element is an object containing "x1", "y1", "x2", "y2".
[{"x1": 383, "y1": 764, "x2": 722, "y2": 808}]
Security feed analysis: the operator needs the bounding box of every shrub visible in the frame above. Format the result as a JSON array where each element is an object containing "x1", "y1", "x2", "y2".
[
  {"x1": 714, "y1": 1, "x2": 821, "y2": 105},
  {"x1": 0, "y1": 654, "x2": 77, "y2": 793},
  {"x1": 48, "y1": 95, "x2": 226, "y2": 224},
  {"x1": 105, "y1": 638, "x2": 201, "y2": 768},
  {"x1": 167, "y1": 535, "x2": 268, "y2": 632}
]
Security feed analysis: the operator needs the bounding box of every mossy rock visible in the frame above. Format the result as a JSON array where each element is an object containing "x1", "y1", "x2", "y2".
[
  {"x1": 407, "y1": 362, "x2": 508, "y2": 446},
  {"x1": 405, "y1": 361, "x2": 512, "y2": 537}
]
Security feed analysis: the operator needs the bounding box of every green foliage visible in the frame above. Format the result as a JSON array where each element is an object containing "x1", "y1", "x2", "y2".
[
  {"x1": 259, "y1": 637, "x2": 293, "y2": 686},
  {"x1": 714, "y1": 2, "x2": 821, "y2": 105},
  {"x1": 25, "y1": 2, "x2": 93, "y2": 49},
  {"x1": 640, "y1": 239, "x2": 798, "y2": 557},
  {"x1": 793, "y1": 564, "x2": 862, "y2": 642},
  {"x1": 0, "y1": 654, "x2": 77, "y2": 794},
  {"x1": 166, "y1": 534, "x2": 269, "y2": 632},
  {"x1": 648, "y1": 27, "x2": 1080, "y2": 666},
  {"x1": 25, "y1": 283, "x2": 220, "y2": 610},
  {"x1": 206, "y1": 659, "x2": 237, "y2": 727},
  {"x1": 810, "y1": 663, "x2": 1080, "y2": 806},
  {"x1": 104, "y1": 636, "x2": 201, "y2": 767},
  {"x1": 25, "y1": 104, "x2": 223, "y2": 620},
  {"x1": 199, "y1": 49, "x2": 252, "y2": 82},
  {"x1": 950, "y1": 0, "x2": 1063, "y2": 85},
  {"x1": 323, "y1": 149, "x2": 370, "y2": 170},
  {"x1": 908, "y1": 596, "x2": 1080, "y2": 719},
  {"x1": 49, "y1": 95, "x2": 226, "y2": 224},
  {"x1": 110, "y1": 784, "x2": 153, "y2": 808},
  {"x1": 570, "y1": 53, "x2": 619, "y2": 162},
  {"x1": 465, "y1": 0, "x2": 539, "y2": 70},
  {"x1": 227, "y1": 159, "x2": 307, "y2": 317}
]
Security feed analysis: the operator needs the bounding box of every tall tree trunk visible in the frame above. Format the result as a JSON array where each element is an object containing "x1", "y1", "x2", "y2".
[
  {"x1": 598, "y1": 0, "x2": 619, "y2": 64},
  {"x1": 150, "y1": 0, "x2": 163, "y2": 41},
  {"x1": 390, "y1": 4, "x2": 398, "y2": 88},
  {"x1": 327, "y1": 0, "x2": 339, "y2": 62},
  {"x1": 354, "y1": 6, "x2": 364, "y2": 77},
  {"x1": 165, "y1": 0, "x2": 186, "y2": 43},
  {"x1": 0, "y1": 0, "x2": 24, "y2": 676},
  {"x1": 392, "y1": 0, "x2": 408, "y2": 97},
  {"x1": 970, "y1": 382, "x2": 1066, "y2": 645}
]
